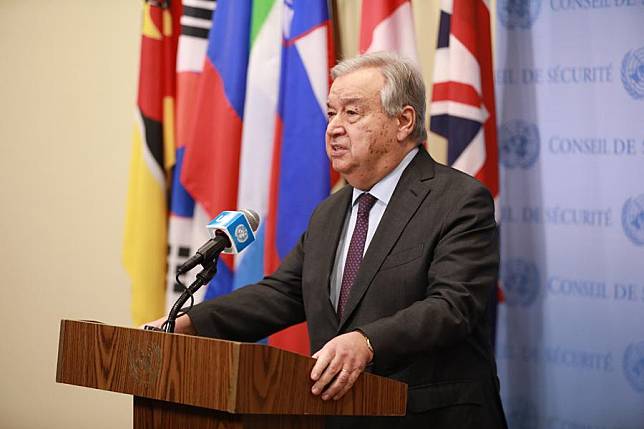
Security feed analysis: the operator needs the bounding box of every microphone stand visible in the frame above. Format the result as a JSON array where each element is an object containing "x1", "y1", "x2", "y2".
[{"x1": 163, "y1": 258, "x2": 219, "y2": 333}]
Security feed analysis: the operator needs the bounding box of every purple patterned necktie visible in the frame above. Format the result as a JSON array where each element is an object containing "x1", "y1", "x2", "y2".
[{"x1": 337, "y1": 193, "x2": 378, "y2": 319}]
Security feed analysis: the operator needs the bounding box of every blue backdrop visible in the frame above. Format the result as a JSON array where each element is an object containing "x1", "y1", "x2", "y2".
[{"x1": 494, "y1": 1, "x2": 644, "y2": 427}]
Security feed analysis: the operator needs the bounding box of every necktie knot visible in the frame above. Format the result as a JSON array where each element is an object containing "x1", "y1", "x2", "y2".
[{"x1": 357, "y1": 193, "x2": 377, "y2": 216}]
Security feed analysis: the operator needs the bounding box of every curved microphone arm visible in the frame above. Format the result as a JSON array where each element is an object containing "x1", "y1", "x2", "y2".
[{"x1": 164, "y1": 258, "x2": 219, "y2": 333}]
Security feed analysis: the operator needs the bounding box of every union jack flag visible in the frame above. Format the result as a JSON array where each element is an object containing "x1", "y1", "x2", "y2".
[
  {"x1": 429, "y1": 0, "x2": 502, "y2": 339},
  {"x1": 429, "y1": 0, "x2": 499, "y2": 210}
]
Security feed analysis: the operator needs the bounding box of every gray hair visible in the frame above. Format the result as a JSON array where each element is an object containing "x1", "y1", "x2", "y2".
[{"x1": 331, "y1": 52, "x2": 427, "y2": 143}]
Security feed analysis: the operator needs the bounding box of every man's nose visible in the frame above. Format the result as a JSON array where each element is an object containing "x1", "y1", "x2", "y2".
[{"x1": 326, "y1": 116, "x2": 345, "y2": 136}]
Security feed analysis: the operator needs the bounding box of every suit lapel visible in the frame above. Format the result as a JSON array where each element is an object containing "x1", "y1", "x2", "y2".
[
  {"x1": 338, "y1": 150, "x2": 436, "y2": 330},
  {"x1": 315, "y1": 186, "x2": 352, "y2": 315}
]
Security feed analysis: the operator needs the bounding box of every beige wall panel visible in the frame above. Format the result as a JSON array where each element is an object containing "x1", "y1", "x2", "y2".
[
  {"x1": 332, "y1": 0, "x2": 361, "y2": 60},
  {"x1": 0, "y1": 1, "x2": 138, "y2": 427}
]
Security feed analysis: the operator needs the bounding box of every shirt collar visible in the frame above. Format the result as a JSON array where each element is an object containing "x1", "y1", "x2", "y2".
[{"x1": 351, "y1": 146, "x2": 419, "y2": 206}]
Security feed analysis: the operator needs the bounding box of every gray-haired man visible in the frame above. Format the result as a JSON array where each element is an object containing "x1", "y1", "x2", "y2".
[{"x1": 150, "y1": 52, "x2": 507, "y2": 428}]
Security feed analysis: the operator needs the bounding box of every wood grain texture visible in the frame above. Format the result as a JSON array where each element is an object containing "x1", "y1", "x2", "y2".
[
  {"x1": 56, "y1": 320, "x2": 407, "y2": 418},
  {"x1": 56, "y1": 320, "x2": 239, "y2": 412},
  {"x1": 134, "y1": 397, "x2": 242, "y2": 429},
  {"x1": 234, "y1": 343, "x2": 407, "y2": 415},
  {"x1": 134, "y1": 398, "x2": 325, "y2": 429}
]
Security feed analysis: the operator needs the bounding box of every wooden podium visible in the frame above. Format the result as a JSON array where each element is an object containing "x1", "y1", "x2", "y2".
[{"x1": 56, "y1": 320, "x2": 407, "y2": 428}]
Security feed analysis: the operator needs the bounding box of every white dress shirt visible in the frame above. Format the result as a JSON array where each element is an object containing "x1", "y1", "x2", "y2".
[{"x1": 329, "y1": 147, "x2": 419, "y2": 310}]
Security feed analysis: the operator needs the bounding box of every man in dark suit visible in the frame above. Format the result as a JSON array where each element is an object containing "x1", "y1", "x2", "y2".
[{"x1": 156, "y1": 52, "x2": 507, "y2": 428}]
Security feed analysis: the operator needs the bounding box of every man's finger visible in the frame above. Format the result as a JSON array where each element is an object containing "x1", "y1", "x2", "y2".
[
  {"x1": 332, "y1": 369, "x2": 362, "y2": 400},
  {"x1": 319, "y1": 367, "x2": 354, "y2": 400},
  {"x1": 311, "y1": 356, "x2": 342, "y2": 395},
  {"x1": 310, "y1": 349, "x2": 333, "y2": 381}
]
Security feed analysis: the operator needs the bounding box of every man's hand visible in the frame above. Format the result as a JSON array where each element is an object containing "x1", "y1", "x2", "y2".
[
  {"x1": 138, "y1": 314, "x2": 196, "y2": 335},
  {"x1": 310, "y1": 331, "x2": 373, "y2": 401}
]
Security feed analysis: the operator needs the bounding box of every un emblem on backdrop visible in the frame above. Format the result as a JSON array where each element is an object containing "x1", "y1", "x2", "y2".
[
  {"x1": 501, "y1": 259, "x2": 539, "y2": 307},
  {"x1": 622, "y1": 194, "x2": 644, "y2": 246},
  {"x1": 623, "y1": 341, "x2": 644, "y2": 393},
  {"x1": 621, "y1": 47, "x2": 644, "y2": 100},
  {"x1": 499, "y1": 120, "x2": 540, "y2": 169},
  {"x1": 497, "y1": 0, "x2": 542, "y2": 30}
]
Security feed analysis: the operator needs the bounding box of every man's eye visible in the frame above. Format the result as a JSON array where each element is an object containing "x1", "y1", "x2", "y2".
[
  {"x1": 346, "y1": 110, "x2": 360, "y2": 121},
  {"x1": 327, "y1": 111, "x2": 336, "y2": 119}
]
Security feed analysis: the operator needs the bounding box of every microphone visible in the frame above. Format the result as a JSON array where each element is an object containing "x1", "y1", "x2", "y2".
[{"x1": 177, "y1": 209, "x2": 260, "y2": 275}]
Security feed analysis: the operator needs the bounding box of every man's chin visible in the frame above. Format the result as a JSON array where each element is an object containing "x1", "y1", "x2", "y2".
[
  {"x1": 330, "y1": 160, "x2": 353, "y2": 176},
  {"x1": 328, "y1": 159, "x2": 348, "y2": 182}
]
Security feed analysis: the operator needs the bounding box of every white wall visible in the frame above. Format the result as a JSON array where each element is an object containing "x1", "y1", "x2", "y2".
[{"x1": 0, "y1": 1, "x2": 139, "y2": 427}]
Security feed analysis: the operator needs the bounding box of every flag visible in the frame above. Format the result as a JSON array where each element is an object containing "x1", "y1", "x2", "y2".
[
  {"x1": 153, "y1": 1, "x2": 334, "y2": 356},
  {"x1": 429, "y1": 0, "x2": 501, "y2": 339},
  {"x1": 180, "y1": 0, "x2": 252, "y2": 300},
  {"x1": 429, "y1": 0, "x2": 498, "y2": 199},
  {"x1": 234, "y1": 0, "x2": 283, "y2": 291},
  {"x1": 166, "y1": 0, "x2": 216, "y2": 309},
  {"x1": 359, "y1": 0, "x2": 418, "y2": 61},
  {"x1": 266, "y1": 0, "x2": 335, "y2": 355},
  {"x1": 124, "y1": 0, "x2": 180, "y2": 326}
]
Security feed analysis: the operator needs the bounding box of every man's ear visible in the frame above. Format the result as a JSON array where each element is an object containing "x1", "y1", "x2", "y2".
[{"x1": 396, "y1": 106, "x2": 416, "y2": 142}]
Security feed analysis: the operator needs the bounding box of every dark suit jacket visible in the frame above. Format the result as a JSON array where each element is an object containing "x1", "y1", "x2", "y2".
[{"x1": 189, "y1": 149, "x2": 507, "y2": 428}]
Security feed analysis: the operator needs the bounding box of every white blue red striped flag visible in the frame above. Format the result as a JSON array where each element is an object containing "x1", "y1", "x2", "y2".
[{"x1": 265, "y1": 0, "x2": 335, "y2": 355}]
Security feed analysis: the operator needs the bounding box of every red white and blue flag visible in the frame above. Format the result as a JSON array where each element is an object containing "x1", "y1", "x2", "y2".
[
  {"x1": 429, "y1": 0, "x2": 499, "y2": 211},
  {"x1": 429, "y1": 0, "x2": 502, "y2": 336}
]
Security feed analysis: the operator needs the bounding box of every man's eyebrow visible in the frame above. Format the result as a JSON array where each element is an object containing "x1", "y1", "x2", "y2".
[
  {"x1": 326, "y1": 96, "x2": 365, "y2": 108},
  {"x1": 338, "y1": 96, "x2": 365, "y2": 104}
]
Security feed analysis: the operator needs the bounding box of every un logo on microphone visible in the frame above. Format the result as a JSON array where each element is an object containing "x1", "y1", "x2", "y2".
[
  {"x1": 499, "y1": 120, "x2": 540, "y2": 169},
  {"x1": 622, "y1": 194, "x2": 644, "y2": 246},
  {"x1": 501, "y1": 259, "x2": 539, "y2": 307},
  {"x1": 235, "y1": 224, "x2": 249, "y2": 243},
  {"x1": 497, "y1": 0, "x2": 542, "y2": 30},
  {"x1": 621, "y1": 47, "x2": 644, "y2": 100},
  {"x1": 623, "y1": 341, "x2": 644, "y2": 393}
]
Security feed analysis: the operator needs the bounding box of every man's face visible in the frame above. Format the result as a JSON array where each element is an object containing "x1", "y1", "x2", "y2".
[{"x1": 325, "y1": 67, "x2": 405, "y2": 190}]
